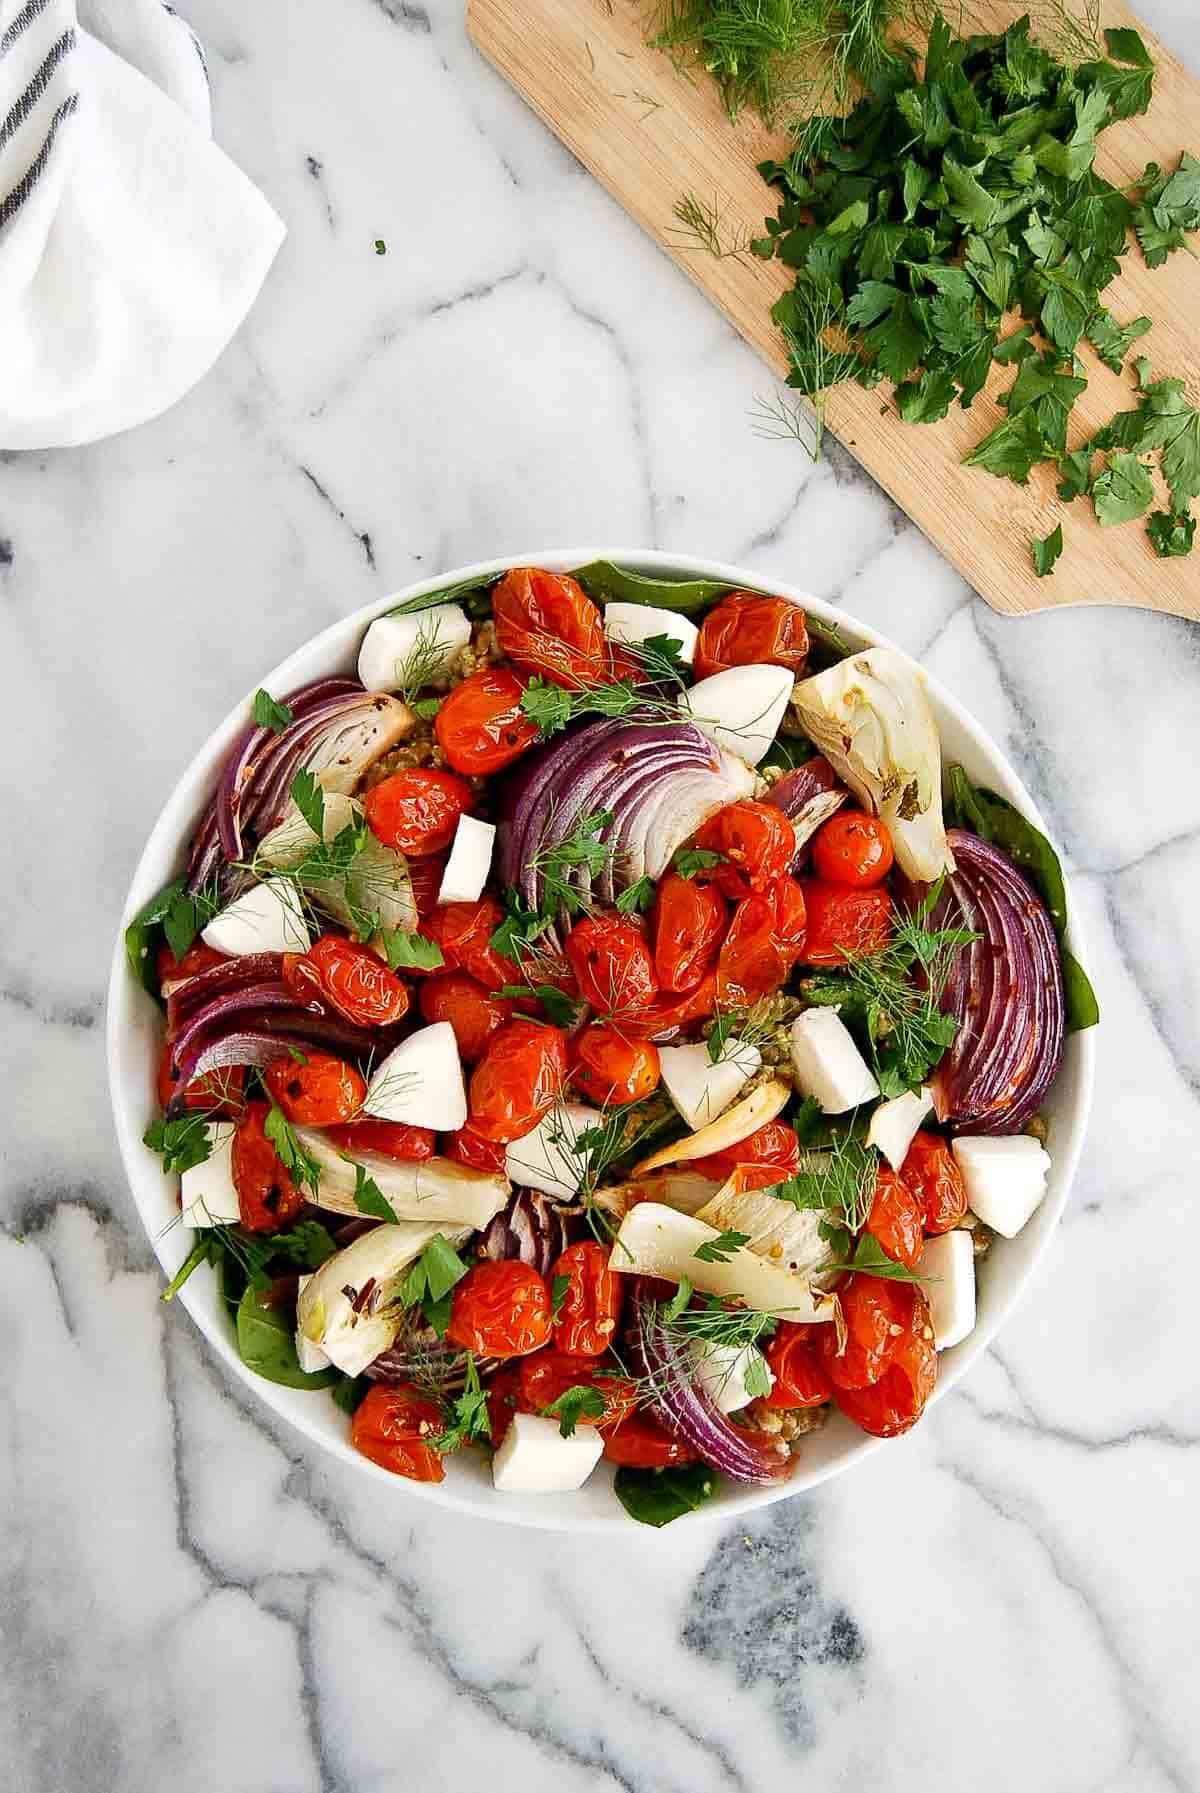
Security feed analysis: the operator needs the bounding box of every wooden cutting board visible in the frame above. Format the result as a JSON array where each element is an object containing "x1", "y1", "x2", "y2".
[{"x1": 467, "y1": 0, "x2": 1200, "y2": 620}]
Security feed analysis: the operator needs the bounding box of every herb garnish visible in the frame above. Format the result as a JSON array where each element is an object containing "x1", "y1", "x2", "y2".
[
  {"x1": 144, "y1": 1112, "x2": 215, "y2": 1176},
  {"x1": 352, "y1": 1163, "x2": 400, "y2": 1225},
  {"x1": 433, "y1": 1353, "x2": 492, "y2": 1453},
  {"x1": 252, "y1": 688, "x2": 294, "y2": 733},
  {"x1": 693, "y1": 1228, "x2": 751, "y2": 1264},
  {"x1": 264, "y1": 1105, "x2": 323, "y2": 1196},
  {"x1": 380, "y1": 927, "x2": 444, "y2": 971},
  {"x1": 543, "y1": 1384, "x2": 607, "y2": 1437},
  {"x1": 616, "y1": 875, "x2": 657, "y2": 915},
  {"x1": 398, "y1": 1234, "x2": 470, "y2": 1334},
  {"x1": 672, "y1": 846, "x2": 723, "y2": 879}
]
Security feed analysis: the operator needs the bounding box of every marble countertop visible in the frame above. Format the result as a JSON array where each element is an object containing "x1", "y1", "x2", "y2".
[{"x1": 4, "y1": 1, "x2": 1200, "y2": 1787}]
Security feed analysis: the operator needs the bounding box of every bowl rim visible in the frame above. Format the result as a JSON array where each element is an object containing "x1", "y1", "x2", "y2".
[{"x1": 106, "y1": 546, "x2": 1095, "y2": 1530}]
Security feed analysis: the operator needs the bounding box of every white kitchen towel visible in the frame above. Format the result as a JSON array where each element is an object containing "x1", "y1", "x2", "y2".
[{"x1": 0, "y1": 0, "x2": 284, "y2": 449}]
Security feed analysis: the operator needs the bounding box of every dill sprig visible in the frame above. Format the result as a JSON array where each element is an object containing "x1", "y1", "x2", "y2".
[
  {"x1": 670, "y1": 189, "x2": 755, "y2": 261},
  {"x1": 530, "y1": 808, "x2": 614, "y2": 918},
  {"x1": 799, "y1": 895, "x2": 977, "y2": 1096}
]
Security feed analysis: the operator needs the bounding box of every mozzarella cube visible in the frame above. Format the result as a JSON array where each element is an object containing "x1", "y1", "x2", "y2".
[
  {"x1": 868, "y1": 1086, "x2": 933, "y2": 1171},
  {"x1": 915, "y1": 1230, "x2": 976, "y2": 1350},
  {"x1": 789, "y1": 1009, "x2": 879, "y2": 1114},
  {"x1": 683, "y1": 664, "x2": 794, "y2": 765},
  {"x1": 179, "y1": 1123, "x2": 239, "y2": 1227},
  {"x1": 603, "y1": 602, "x2": 699, "y2": 666},
  {"x1": 357, "y1": 604, "x2": 471, "y2": 693},
  {"x1": 202, "y1": 878, "x2": 310, "y2": 956},
  {"x1": 492, "y1": 1412, "x2": 604, "y2": 1494},
  {"x1": 363, "y1": 1021, "x2": 467, "y2": 1130},
  {"x1": 659, "y1": 1038, "x2": 762, "y2": 1131},
  {"x1": 437, "y1": 814, "x2": 495, "y2": 905},
  {"x1": 295, "y1": 1275, "x2": 332, "y2": 1373},
  {"x1": 952, "y1": 1134, "x2": 1050, "y2": 1238},
  {"x1": 506, "y1": 1102, "x2": 602, "y2": 1199},
  {"x1": 693, "y1": 1341, "x2": 773, "y2": 1414}
]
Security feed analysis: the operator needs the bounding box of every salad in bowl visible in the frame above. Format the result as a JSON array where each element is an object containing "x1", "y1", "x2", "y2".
[{"x1": 112, "y1": 553, "x2": 1097, "y2": 1528}]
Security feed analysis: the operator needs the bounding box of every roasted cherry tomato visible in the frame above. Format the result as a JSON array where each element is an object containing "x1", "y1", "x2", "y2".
[
  {"x1": 715, "y1": 877, "x2": 806, "y2": 1006},
  {"x1": 565, "y1": 914, "x2": 658, "y2": 1015},
  {"x1": 156, "y1": 940, "x2": 227, "y2": 990},
  {"x1": 694, "y1": 800, "x2": 796, "y2": 896},
  {"x1": 691, "y1": 1119, "x2": 801, "y2": 1191},
  {"x1": 811, "y1": 811, "x2": 895, "y2": 889},
  {"x1": 799, "y1": 881, "x2": 892, "y2": 965},
  {"x1": 231, "y1": 1100, "x2": 305, "y2": 1233},
  {"x1": 445, "y1": 1261, "x2": 553, "y2": 1358},
  {"x1": 763, "y1": 1322, "x2": 834, "y2": 1409},
  {"x1": 322, "y1": 1119, "x2": 436, "y2": 1161},
  {"x1": 283, "y1": 933, "x2": 410, "y2": 1027},
  {"x1": 601, "y1": 1409, "x2": 697, "y2": 1468},
  {"x1": 621, "y1": 971, "x2": 718, "y2": 1040},
  {"x1": 492, "y1": 566, "x2": 620, "y2": 689},
  {"x1": 419, "y1": 970, "x2": 513, "y2": 1061},
  {"x1": 468, "y1": 1017, "x2": 567, "y2": 1141},
  {"x1": 363, "y1": 767, "x2": 473, "y2": 856},
  {"x1": 901, "y1": 1130, "x2": 968, "y2": 1234},
  {"x1": 445, "y1": 1125, "x2": 508, "y2": 1173},
  {"x1": 818, "y1": 1273, "x2": 920, "y2": 1391},
  {"x1": 424, "y1": 897, "x2": 513, "y2": 992},
  {"x1": 548, "y1": 1242, "x2": 624, "y2": 1356},
  {"x1": 651, "y1": 871, "x2": 726, "y2": 993},
  {"x1": 350, "y1": 1384, "x2": 445, "y2": 1482},
  {"x1": 694, "y1": 591, "x2": 809, "y2": 681},
  {"x1": 832, "y1": 1312, "x2": 936, "y2": 1437},
  {"x1": 264, "y1": 1051, "x2": 366, "y2": 1126},
  {"x1": 865, "y1": 1167, "x2": 925, "y2": 1270},
  {"x1": 156, "y1": 1045, "x2": 245, "y2": 1117},
  {"x1": 434, "y1": 665, "x2": 541, "y2": 775},
  {"x1": 517, "y1": 1350, "x2": 637, "y2": 1426},
  {"x1": 570, "y1": 1023, "x2": 660, "y2": 1106},
  {"x1": 408, "y1": 854, "x2": 447, "y2": 918}
]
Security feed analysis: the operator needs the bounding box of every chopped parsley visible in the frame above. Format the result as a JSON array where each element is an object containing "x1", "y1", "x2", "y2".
[
  {"x1": 380, "y1": 927, "x2": 444, "y2": 971},
  {"x1": 144, "y1": 1111, "x2": 214, "y2": 1176},
  {"x1": 263, "y1": 1105, "x2": 322, "y2": 1196},
  {"x1": 693, "y1": 1228, "x2": 751, "y2": 1265},
  {"x1": 252, "y1": 688, "x2": 293, "y2": 733},
  {"x1": 672, "y1": 846, "x2": 723, "y2": 880},
  {"x1": 542, "y1": 1384, "x2": 606, "y2": 1437},
  {"x1": 351, "y1": 1163, "x2": 400, "y2": 1225}
]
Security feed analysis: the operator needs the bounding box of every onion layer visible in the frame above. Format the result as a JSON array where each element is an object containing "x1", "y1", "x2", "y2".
[
  {"x1": 625, "y1": 1281, "x2": 792, "y2": 1485},
  {"x1": 929, "y1": 828, "x2": 1064, "y2": 1134},
  {"x1": 763, "y1": 756, "x2": 847, "y2": 867}
]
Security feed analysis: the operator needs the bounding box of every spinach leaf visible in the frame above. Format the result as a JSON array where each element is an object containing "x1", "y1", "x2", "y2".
[
  {"x1": 124, "y1": 877, "x2": 190, "y2": 995},
  {"x1": 613, "y1": 1462, "x2": 719, "y2": 1527},
  {"x1": 945, "y1": 766, "x2": 1098, "y2": 1031},
  {"x1": 388, "y1": 575, "x2": 495, "y2": 618},
  {"x1": 571, "y1": 560, "x2": 734, "y2": 614},
  {"x1": 235, "y1": 1284, "x2": 339, "y2": 1390},
  {"x1": 331, "y1": 1374, "x2": 371, "y2": 1415}
]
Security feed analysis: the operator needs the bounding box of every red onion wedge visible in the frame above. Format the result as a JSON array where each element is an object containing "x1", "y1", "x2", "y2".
[
  {"x1": 625, "y1": 1281, "x2": 793, "y2": 1486},
  {"x1": 477, "y1": 1189, "x2": 576, "y2": 1275},
  {"x1": 764, "y1": 756, "x2": 847, "y2": 868},
  {"x1": 167, "y1": 1009, "x2": 403, "y2": 1113},
  {"x1": 497, "y1": 717, "x2": 755, "y2": 919},
  {"x1": 187, "y1": 681, "x2": 413, "y2": 896},
  {"x1": 927, "y1": 828, "x2": 1064, "y2": 1134}
]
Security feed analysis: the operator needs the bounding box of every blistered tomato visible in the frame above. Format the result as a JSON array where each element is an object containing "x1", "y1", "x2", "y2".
[
  {"x1": 901, "y1": 1130, "x2": 968, "y2": 1234},
  {"x1": 818, "y1": 1274, "x2": 921, "y2": 1391},
  {"x1": 564, "y1": 914, "x2": 658, "y2": 1015},
  {"x1": 492, "y1": 566, "x2": 618, "y2": 689},
  {"x1": 322, "y1": 1119, "x2": 436, "y2": 1161},
  {"x1": 424, "y1": 897, "x2": 513, "y2": 992},
  {"x1": 694, "y1": 591, "x2": 809, "y2": 680},
  {"x1": 832, "y1": 1317, "x2": 936, "y2": 1437},
  {"x1": 570, "y1": 1023, "x2": 660, "y2": 1106},
  {"x1": 156, "y1": 1045, "x2": 245, "y2": 1118},
  {"x1": 799, "y1": 882, "x2": 891, "y2": 965},
  {"x1": 865, "y1": 1167, "x2": 924, "y2": 1270},
  {"x1": 443, "y1": 1125, "x2": 508, "y2": 1173},
  {"x1": 445, "y1": 1261, "x2": 553, "y2": 1358},
  {"x1": 351, "y1": 1384, "x2": 445, "y2": 1481},
  {"x1": 764, "y1": 1322, "x2": 834, "y2": 1409},
  {"x1": 434, "y1": 665, "x2": 541, "y2": 775},
  {"x1": 548, "y1": 1241, "x2": 624, "y2": 1356},
  {"x1": 651, "y1": 872, "x2": 725, "y2": 993},
  {"x1": 810, "y1": 811, "x2": 894, "y2": 888},
  {"x1": 690, "y1": 1119, "x2": 801, "y2": 1190},
  {"x1": 601, "y1": 1410, "x2": 697, "y2": 1468},
  {"x1": 694, "y1": 800, "x2": 796, "y2": 896},
  {"x1": 419, "y1": 970, "x2": 513, "y2": 1061},
  {"x1": 264, "y1": 1051, "x2": 366, "y2": 1127},
  {"x1": 156, "y1": 940, "x2": 227, "y2": 990},
  {"x1": 517, "y1": 1350, "x2": 637, "y2": 1426},
  {"x1": 283, "y1": 934, "x2": 409, "y2": 1027},
  {"x1": 231, "y1": 1100, "x2": 305, "y2": 1233},
  {"x1": 467, "y1": 1018, "x2": 567, "y2": 1141},
  {"x1": 364, "y1": 768, "x2": 473, "y2": 856}
]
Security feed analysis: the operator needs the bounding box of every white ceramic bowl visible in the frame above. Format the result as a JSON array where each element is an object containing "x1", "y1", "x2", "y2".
[{"x1": 107, "y1": 549, "x2": 1095, "y2": 1529}]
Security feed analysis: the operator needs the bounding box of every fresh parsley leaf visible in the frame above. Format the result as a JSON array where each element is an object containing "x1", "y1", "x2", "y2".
[
  {"x1": 490, "y1": 887, "x2": 552, "y2": 963},
  {"x1": 291, "y1": 768, "x2": 326, "y2": 838},
  {"x1": 543, "y1": 1384, "x2": 606, "y2": 1438},
  {"x1": 399, "y1": 1234, "x2": 470, "y2": 1314},
  {"x1": 964, "y1": 408, "x2": 1048, "y2": 484},
  {"x1": 411, "y1": 696, "x2": 442, "y2": 721},
  {"x1": 551, "y1": 1274, "x2": 571, "y2": 1320},
  {"x1": 1057, "y1": 448, "x2": 1093, "y2": 502},
  {"x1": 706, "y1": 1012, "x2": 739, "y2": 1065},
  {"x1": 672, "y1": 847, "x2": 724, "y2": 880},
  {"x1": 520, "y1": 677, "x2": 575, "y2": 737},
  {"x1": 352, "y1": 1163, "x2": 400, "y2": 1224},
  {"x1": 1085, "y1": 309, "x2": 1152, "y2": 375},
  {"x1": 143, "y1": 1112, "x2": 215, "y2": 1176},
  {"x1": 742, "y1": 1352, "x2": 772, "y2": 1399},
  {"x1": 663, "y1": 1276, "x2": 693, "y2": 1322},
  {"x1": 263, "y1": 1105, "x2": 322, "y2": 1195},
  {"x1": 630, "y1": 633, "x2": 689, "y2": 686},
  {"x1": 825, "y1": 1233, "x2": 926, "y2": 1282},
  {"x1": 693, "y1": 1229, "x2": 751, "y2": 1265},
  {"x1": 1147, "y1": 509, "x2": 1196, "y2": 557},
  {"x1": 616, "y1": 876, "x2": 656, "y2": 915},
  {"x1": 1032, "y1": 523, "x2": 1064, "y2": 577},
  {"x1": 380, "y1": 928, "x2": 444, "y2": 971},
  {"x1": 433, "y1": 1353, "x2": 491, "y2": 1453},
  {"x1": 1092, "y1": 451, "x2": 1155, "y2": 527},
  {"x1": 252, "y1": 689, "x2": 293, "y2": 733},
  {"x1": 1133, "y1": 151, "x2": 1200, "y2": 268},
  {"x1": 267, "y1": 1218, "x2": 339, "y2": 1270}
]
